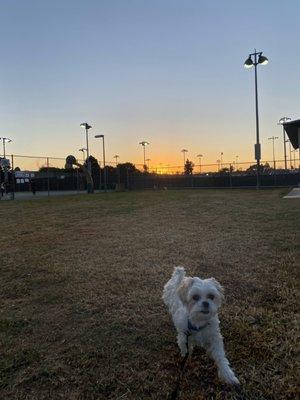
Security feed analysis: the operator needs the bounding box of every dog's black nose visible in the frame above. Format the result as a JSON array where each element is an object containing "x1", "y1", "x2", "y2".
[{"x1": 202, "y1": 301, "x2": 209, "y2": 308}]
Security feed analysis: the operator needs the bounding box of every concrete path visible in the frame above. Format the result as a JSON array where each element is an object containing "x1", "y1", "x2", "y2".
[{"x1": 284, "y1": 188, "x2": 300, "y2": 198}]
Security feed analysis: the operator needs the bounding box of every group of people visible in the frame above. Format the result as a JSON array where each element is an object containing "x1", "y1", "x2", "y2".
[
  {"x1": 0, "y1": 181, "x2": 12, "y2": 197},
  {"x1": 0, "y1": 179, "x2": 37, "y2": 198}
]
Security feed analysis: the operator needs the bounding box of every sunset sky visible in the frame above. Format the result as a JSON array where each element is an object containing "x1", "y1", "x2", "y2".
[{"x1": 0, "y1": 0, "x2": 299, "y2": 170}]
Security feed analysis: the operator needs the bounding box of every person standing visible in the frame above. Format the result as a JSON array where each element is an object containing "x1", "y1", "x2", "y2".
[
  {"x1": 30, "y1": 179, "x2": 36, "y2": 195},
  {"x1": 0, "y1": 182, "x2": 5, "y2": 197}
]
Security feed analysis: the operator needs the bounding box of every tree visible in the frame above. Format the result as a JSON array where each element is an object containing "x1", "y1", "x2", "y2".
[
  {"x1": 64, "y1": 154, "x2": 94, "y2": 193},
  {"x1": 84, "y1": 155, "x2": 101, "y2": 177},
  {"x1": 117, "y1": 163, "x2": 141, "y2": 187},
  {"x1": 118, "y1": 162, "x2": 139, "y2": 175},
  {"x1": 143, "y1": 164, "x2": 148, "y2": 173},
  {"x1": 103, "y1": 165, "x2": 117, "y2": 185},
  {"x1": 246, "y1": 162, "x2": 272, "y2": 174},
  {"x1": 184, "y1": 159, "x2": 194, "y2": 175},
  {"x1": 39, "y1": 166, "x2": 65, "y2": 173},
  {"x1": 219, "y1": 166, "x2": 234, "y2": 174}
]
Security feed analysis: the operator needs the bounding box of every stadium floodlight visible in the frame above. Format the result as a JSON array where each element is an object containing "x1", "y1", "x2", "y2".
[
  {"x1": 268, "y1": 136, "x2": 279, "y2": 170},
  {"x1": 181, "y1": 149, "x2": 188, "y2": 167},
  {"x1": 139, "y1": 141, "x2": 150, "y2": 169},
  {"x1": 197, "y1": 154, "x2": 203, "y2": 173},
  {"x1": 79, "y1": 148, "x2": 87, "y2": 160},
  {"x1": 244, "y1": 50, "x2": 269, "y2": 188},
  {"x1": 80, "y1": 123, "x2": 92, "y2": 174},
  {"x1": 0, "y1": 137, "x2": 12, "y2": 158},
  {"x1": 278, "y1": 117, "x2": 291, "y2": 170},
  {"x1": 95, "y1": 134, "x2": 107, "y2": 192}
]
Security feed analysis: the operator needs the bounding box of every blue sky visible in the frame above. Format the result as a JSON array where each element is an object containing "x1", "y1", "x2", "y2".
[{"x1": 0, "y1": 0, "x2": 299, "y2": 168}]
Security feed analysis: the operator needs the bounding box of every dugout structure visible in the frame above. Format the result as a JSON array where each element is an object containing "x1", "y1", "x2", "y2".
[{"x1": 283, "y1": 119, "x2": 300, "y2": 150}]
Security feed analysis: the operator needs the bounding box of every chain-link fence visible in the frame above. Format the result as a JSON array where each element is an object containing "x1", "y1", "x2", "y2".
[{"x1": 0, "y1": 153, "x2": 299, "y2": 200}]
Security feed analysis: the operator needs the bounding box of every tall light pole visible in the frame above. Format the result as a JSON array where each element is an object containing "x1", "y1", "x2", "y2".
[
  {"x1": 268, "y1": 136, "x2": 279, "y2": 170},
  {"x1": 79, "y1": 147, "x2": 87, "y2": 161},
  {"x1": 220, "y1": 152, "x2": 223, "y2": 169},
  {"x1": 286, "y1": 139, "x2": 290, "y2": 169},
  {"x1": 114, "y1": 154, "x2": 120, "y2": 185},
  {"x1": 0, "y1": 137, "x2": 12, "y2": 192},
  {"x1": 278, "y1": 117, "x2": 291, "y2": 170},
  {"x1": 80, "y1": 123, "x2": 92, "y2": 172},
  {"x1": 95, "y1": 134, "x2": 107, "y2": 192},
  {"x1": 197, "y1": 154, "x2": 203, "y2": 173},
  {"x1": 113, "y1": 154, "x2": 119, "y2": 165},
  {"x1": 139, "y1": 141, "x2": 149, "y2": 170},
  {"x1": 288, "y1": 140, "x2": 292, "y2": 169},
  {"x1": 244, "y1": 49, "x2": 269, "y2": 188},
  {"x1": 290, "y1": 149, "x2": 294, "y2": 169},
  {"x1": 181, "y1": 149, "x2": 188, "y2": 171},
  {"x1": 0, "y1": 137, "x2": 12, "y2": 158},
  {"x1": 235, "y1": 155, "x2": 239, "y2": 170},
  {"x1": 291, "y1": 149, "x2": 296, "y2": 168},
  {"x1": 146, "y1": 158, "x2": 151, "y2": 170},
  {"x1": 217, "y1": 159, "x2": 221, "y2": 172}
]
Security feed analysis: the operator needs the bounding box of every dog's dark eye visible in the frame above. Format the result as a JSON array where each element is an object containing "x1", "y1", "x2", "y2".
[
  {"x1": 207, "y1": 294, "x2": 215, "y2": 300},
  {"x1": 192, "y1": 294, "x2": 200, "y2": 301}
]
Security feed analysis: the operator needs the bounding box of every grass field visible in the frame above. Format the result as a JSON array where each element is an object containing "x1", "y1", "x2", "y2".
[{"x1": 0, "y1": 189, "x2": 299, "y2": 400}]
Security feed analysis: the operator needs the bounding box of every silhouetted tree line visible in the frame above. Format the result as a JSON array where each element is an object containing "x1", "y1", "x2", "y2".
[
  {"x1": 28, "y1": 156, "x2": 148, "y2": 189},
  {"x1": 184, "y1": 159, "x2": 194, "y2": 175},
  {"x1": 79, "y1": 156, "x2": 144, "y2": 188},
  {"x1": 245, "y1": 162, "x2": 273, "y2": 174}
]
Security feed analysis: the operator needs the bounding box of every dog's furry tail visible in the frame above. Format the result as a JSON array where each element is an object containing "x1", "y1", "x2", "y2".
[{"x1": 162, "y1": 266, "x2": 186, "y2": 309}]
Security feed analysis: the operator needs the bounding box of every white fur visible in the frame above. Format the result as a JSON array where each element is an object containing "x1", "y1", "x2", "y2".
[{"x1": 162, "y1": 266, "x2": 239, "y2": 385}]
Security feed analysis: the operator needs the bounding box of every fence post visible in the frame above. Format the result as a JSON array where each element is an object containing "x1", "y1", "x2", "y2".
[
  {"x1": 11, "y1": 154, "x2": 15, "y2": 200},
  {"x1": 47, "y1": 157, "x2": 50, "y2": 196},
  {"x1": 126, "y1": 167, "x2": 129, "y2": 190},
  {"x1": 99, "y1": 162, "x2": 102, "y2": 192},
  {"x1": 229, "y1": 164, "x2": 232, "y2": 188},
  {"x1": 117, "y1": 164, "x2": 120, "y2": 185},
  {"x1": 76, "y1": 167, "x2": 79, "y2": 193}
]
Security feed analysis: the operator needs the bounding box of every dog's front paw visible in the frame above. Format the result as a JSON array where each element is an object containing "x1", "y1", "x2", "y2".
[{"x1": 218, "y1": 367, "x2": 240, "y2": 386}]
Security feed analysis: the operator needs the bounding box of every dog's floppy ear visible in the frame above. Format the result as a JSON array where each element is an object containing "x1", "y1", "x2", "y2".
[
  {"x1": 177, "y1": 277, "x2": 194, "y2": 304},
  {"x1": 207, "y1": 278, "x2": 224, "y2": 302}
]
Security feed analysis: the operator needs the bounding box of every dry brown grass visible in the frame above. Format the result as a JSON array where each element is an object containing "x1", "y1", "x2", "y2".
[{"x1": 0, "y1": 189, "x2": 299, "y2": 400}]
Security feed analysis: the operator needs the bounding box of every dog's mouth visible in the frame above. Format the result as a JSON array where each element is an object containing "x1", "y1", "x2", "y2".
[{"x1": 200, "y1": 310, "x2": 210, "y2": 314}]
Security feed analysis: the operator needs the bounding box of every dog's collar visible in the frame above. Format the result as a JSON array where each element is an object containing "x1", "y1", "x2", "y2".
[{"x1": 187, "y1": 319, "x2": 209, "y2": 332}]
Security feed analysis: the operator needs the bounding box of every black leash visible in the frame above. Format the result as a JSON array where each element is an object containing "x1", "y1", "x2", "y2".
[{"x1": 169, "y1": 332, "x2": 190, "y2": 400}]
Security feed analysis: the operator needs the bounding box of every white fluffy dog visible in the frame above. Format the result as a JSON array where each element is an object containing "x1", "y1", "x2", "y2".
[{"x1": 162, "y1": 267, "x2": 239, "y2": 385}]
